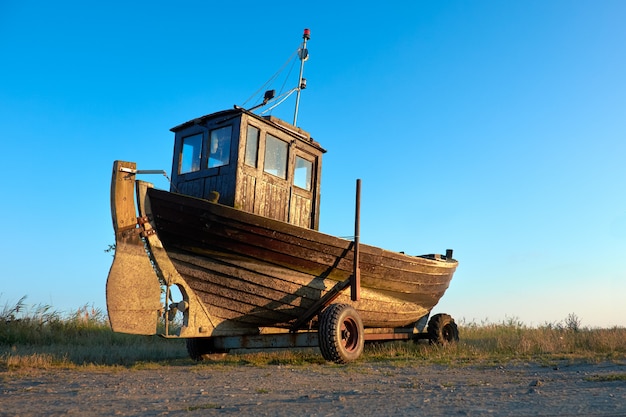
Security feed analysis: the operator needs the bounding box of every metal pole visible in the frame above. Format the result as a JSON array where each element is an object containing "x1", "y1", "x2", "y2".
[
  {"x1": 293, "y1": 28, "x2": 310, "y2": 126},
  {"x1": 164, "y1": 285, "x2": 170, "y2": 336},
  {"x1": 351, "y1": 179, "x2": 361, "y2": 301}
]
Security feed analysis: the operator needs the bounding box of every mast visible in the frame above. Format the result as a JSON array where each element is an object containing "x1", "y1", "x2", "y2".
[{"x1": 293, "y1": 28, "x2": 310, "y2": 126}]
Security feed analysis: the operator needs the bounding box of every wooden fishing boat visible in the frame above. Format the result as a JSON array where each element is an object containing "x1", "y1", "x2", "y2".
[{"x1": 106, "y1": 30, "x2": 458, "y2": 363}]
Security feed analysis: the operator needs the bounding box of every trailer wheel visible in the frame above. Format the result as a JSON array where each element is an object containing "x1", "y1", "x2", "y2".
[
  {"x1": 186, "y1": 338, "x2": 224, "y2": 361},
  {"x1": 318, "y1": 303, "x2": 364, "y2": 363},
  {"x1": 427, "y1": 313, "x2": 459, "y2": 345}
]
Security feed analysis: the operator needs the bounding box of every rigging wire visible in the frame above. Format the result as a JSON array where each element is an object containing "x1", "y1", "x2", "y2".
[
  {"x1": 277, "y1": 55, "x2": 299, "y2": 101},
  {"x1": 241, "y1": 48, "x2": 300, "y2": 108},
  {"x1": 260, "y1": 87, "x2": 299, "y2": 114}
]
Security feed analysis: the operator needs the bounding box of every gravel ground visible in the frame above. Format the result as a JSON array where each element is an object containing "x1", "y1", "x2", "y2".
[{"x1": 1, "y1": 361, "x2": 625, "y2": 416}]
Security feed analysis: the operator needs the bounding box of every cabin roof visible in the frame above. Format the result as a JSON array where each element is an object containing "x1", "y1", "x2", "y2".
[
  {"x1": 170, "y1": 107, "x2": 326, "y2": 153},
  {"x1": 169, "y1": 109, "x2": 239, "y2": 132}
]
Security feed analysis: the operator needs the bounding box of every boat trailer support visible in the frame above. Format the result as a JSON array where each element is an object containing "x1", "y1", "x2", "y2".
[
  {"x1": 289, "y1": 179, "x2": 363, "y2": 331},
  {"x1": 289, "y1": 277, "x2": 351, "y2": 331},
  {"x1": 351, "y1": 179, "x2": 361, "y2": 302},
  {"x1": 191, "y1": 327, "x2": 425, "y2": 354}
]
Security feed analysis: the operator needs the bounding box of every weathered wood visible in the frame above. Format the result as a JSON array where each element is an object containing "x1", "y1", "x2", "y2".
[
  {"x1": 290, "y1": 278, "x2": 351, "y2": 330},
  {"x1": 169, "y1": 109, "x2": 325, "y2": 231},
  {"x1": 168, "y1": 246, "x2": 430, "y2": 328},
  {"x1": 135, "y1": 181, "x2": 253, "y2": 338},
  {"x1": 107, "y1": 104, "x2": 457, "y2": 340},
  {"x1": 106, "y1": 161, "x2": 162, "y2": 335},
  {"x1": 146, "y1": 186, "x2": 456, "y2": 329},
  {"x1": 149, "y1": 187, "x2": 453, "y2": 287}
]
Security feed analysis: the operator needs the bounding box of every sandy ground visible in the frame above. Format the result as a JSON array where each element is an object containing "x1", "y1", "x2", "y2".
[{"x1": 1, "y1": 361, "x2": 625, "y2": 416}]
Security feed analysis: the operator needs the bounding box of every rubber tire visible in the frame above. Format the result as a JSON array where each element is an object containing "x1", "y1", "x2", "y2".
[
  {"x1": 427, "y1": 313, "x2": 459, "y2": 345},
  {"x1": 318, "y1": 303, "x2": 365, "y2": 363},
  {"x1": 186, "y1": 338, "x2": 224, "y2": 361}
]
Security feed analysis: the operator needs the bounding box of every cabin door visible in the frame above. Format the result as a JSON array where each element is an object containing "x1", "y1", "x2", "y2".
[
  {"x1": 288, "y1": 151, "x2": 316, "y2": 228},
  {"x1": 252, "y1": 133, "x2": 290, "y2": 222}
]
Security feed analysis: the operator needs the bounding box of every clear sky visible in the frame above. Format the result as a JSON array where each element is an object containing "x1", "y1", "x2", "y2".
[{"x1": 1, "y1": 1, "x2": 625, "y2": 327}]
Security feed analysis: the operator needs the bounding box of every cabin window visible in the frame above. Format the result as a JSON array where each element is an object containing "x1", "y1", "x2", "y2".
[
  {"x1": 264, "y1": 134, "x2": 288, "y2": 179},
  {"x1": 208, "y1": 126, "x2": 232, "y2": 168},
  {"x1": 245, "y1": 126, "x2": 259, "y2": 167},
  {"x1": 294, "y1": 156, "x2": 313, "y2": 191},
  {"x1": 180, "y1": 133, "x2": 203, "y2": 174}
]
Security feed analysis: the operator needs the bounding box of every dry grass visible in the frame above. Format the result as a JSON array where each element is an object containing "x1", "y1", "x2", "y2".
[
  {"x1": 1, "y1": 297, "x2": 625, "y2": 370},
  {"x1": 0, "y1": 296, "x2": 186, "y2": 370},
  {"x1": 364, "y1": 319, "x2": 626, "y2": 367}
]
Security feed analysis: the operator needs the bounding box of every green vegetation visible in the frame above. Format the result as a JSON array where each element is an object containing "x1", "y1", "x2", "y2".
[
  {"x1": 1, "y1": 297, "x2": 625, "y2": 370},
  {"x1": 585, "y1": 373, "x2": 626, "y2": 382},
  {"x1": 0, "y1": 296, "x2": 186, "y2": 369},
  {"x1": 364, "y1": 316, "x2": 626, "y2": 367}
]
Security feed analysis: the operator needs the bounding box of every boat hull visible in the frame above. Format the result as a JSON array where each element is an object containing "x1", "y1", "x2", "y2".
[{"x1": 146, "y1": 187, "x2": 457, "y2": 329}]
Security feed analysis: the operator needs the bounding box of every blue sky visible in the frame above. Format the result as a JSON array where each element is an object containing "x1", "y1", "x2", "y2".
[{"x1": 1, "y1": 1, "x2": 625, "y2": 327}]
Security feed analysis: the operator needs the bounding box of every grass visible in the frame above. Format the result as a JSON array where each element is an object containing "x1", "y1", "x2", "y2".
[
  {"x1": 585, "y1": 374, "x2": 626, "y2": 382},
  {"x1": 1, "y1": 296, "x2": 625, "y2": 370},
  {"x1": 186, "y1": 403, "x2": 222, "y2": 411},
  {"x1": 364, "y1": 318, "x2": 626, "y2": 367},
  {"x1": 0, "y1": 296, "x2": 186, "y2": 370}
]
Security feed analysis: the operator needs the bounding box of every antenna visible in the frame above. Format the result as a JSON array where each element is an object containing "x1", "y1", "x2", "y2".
[{"x1": 293, "y1": 28, "x2": 310, "y2": 126}]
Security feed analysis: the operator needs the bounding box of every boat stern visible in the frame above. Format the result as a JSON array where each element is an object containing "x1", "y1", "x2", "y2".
[{"x1": 106, "y1": 161, "x2": 162, "y2": 335}]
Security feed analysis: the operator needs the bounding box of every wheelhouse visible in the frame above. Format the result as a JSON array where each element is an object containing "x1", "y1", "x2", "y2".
[{"x1": 169, "y1": 108, "x2": 326, "y2": 229}]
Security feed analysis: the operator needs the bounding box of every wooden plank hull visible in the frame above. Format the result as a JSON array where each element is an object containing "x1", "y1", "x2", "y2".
[{"x1": 146, "y1": 188, "x2": 457, "y2": 329}]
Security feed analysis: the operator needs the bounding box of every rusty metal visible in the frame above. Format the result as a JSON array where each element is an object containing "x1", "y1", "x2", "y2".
[
  {"x1": 209, "y1": 332, "x2": 319, "y2": 351},
  {"x1": 136, "y1": 216, "x2": 156, "y2": 237},
  {"x1": 140, "y1": 228, "x2": 156, "y2": 237},
  {"x1": 363, "y1": 333, "x2": 412, "y2": 341}
]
